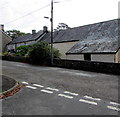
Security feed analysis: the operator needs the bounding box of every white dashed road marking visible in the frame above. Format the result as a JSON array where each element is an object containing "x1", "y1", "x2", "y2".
[
  {"x1": 107, "y1": 106, "x2": 120, "y2": 111},
  {"x1": 46, "y1": 87, "x2": 59, "y2": 91},
  {"x1": 64, "y1": 91, "x2": 79, "y2": 96},
  {"x1": 22, "y1": 81, "x2": 120, "y2": 112},
  {"x1": 110, "y1": 102, "x2": 120, "y2": 106},
  {"x1": 22, "y1": 81, "x2": 29, "y2": 85},
  {"x1": 79, "y1": 99, "x2": 98, "y2": 105},
  {"x1": 41, "y1": 89, "x2": 53, "y2": 94},
  {"x1": 84, "y1": 95, "x2": 101, "y2": 101},
  {"x1": 26, "y1": 86, "x2": 37, "y2": 89},
  {"x1": 33, "y1": 84, "x2": 44, "y2": 88},
  {"x1": 58, "y1": 94, "x2": 73, "y2": 99}
]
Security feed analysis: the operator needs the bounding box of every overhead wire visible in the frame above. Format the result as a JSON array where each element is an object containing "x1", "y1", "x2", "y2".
[
  {"x1": 5, "y1": 4, "x2": 50, "y2": 24},
  {"x1": 4, "y1": 0, "x2": 72, "y2": 24}
]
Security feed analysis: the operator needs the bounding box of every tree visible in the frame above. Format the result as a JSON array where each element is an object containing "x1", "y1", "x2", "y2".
[
  {"x1": 6, "y1": 30, "x2": 27, "y2": 40},
  {"x1": 55, "y1": 23, "x2": 70, "y2": 31},
  {"x1": 28, "y1": 42, "x2": 60, "y2": 64}
]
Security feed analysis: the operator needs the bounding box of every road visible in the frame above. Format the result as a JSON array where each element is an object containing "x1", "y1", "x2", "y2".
[{"x1": 1, "y1": 60, "x2": 120, "y2": 115}]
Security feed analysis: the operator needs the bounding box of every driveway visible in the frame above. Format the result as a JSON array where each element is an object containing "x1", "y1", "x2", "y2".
[{"x1": 1, "y1": 60, "x2": 119, "y2": 115}]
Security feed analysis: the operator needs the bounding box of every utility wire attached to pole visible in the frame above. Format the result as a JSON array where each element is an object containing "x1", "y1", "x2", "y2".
[{"x1": 5, "y1": 4, "x2": 50, "y2": 24}]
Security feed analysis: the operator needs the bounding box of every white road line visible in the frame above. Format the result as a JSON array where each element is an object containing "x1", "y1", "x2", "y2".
[
  {"x1": 107, "y1": 106, "x2": 120, "y2": 111},
  {"x1": 22, "y1": 81, "x2": 29, "y2": 85},
  {"x1": 33, "y1": 84, "x2": 44, "y2": 88},
  {"x1": 110, "y1": 102, "x2": 120, "y2": 106},
  {"x1": 26, "y1": 86, "x2": 37, "y2": 89},
  {"x1": 84, "y1": 96, "x2": 101, "y2": 101},
  {"x1": 41, "y1": 89, "x2": 53, "y2": 94},
  {"x1": 64, "y1": 91, "x2": 79, "y2": 96},
  {"x1": 46, "y1": 87, "x2": 59, "y2": 91},
  {"x1": 58, "y1": 94, "x2": 73, "y2": 99},
  {"x1": 79, "y1": 99, "x2": 98, "y2": 105}
]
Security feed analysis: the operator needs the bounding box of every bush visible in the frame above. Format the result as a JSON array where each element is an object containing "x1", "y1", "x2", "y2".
[
  {"x1": 28, "y1": 42, "x2": 50, "y2": 64},
  {"x1": 53, "y1": 48, "x2": 61, "y2": 58},
  {"x1": 28, "y1": 42, "x2": 60, "y2": 64},
  {"x1": 13, "y1": 42, "x2": 60, "y2": 64},
  {"x1": 16, "y1": 45, "x2": 32, "y2": 56},
  {"x1": 2, "y1": 51, "x2": 16, "y2": 56}
]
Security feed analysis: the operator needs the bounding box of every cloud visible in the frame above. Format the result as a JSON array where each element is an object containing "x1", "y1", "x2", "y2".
[{"x1": 0, "y1": 0, "x2": 119, "y2": 33}]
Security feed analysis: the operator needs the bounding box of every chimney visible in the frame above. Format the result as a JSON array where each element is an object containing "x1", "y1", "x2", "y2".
[
  {"x1": 43, "y1": 26, "x2": 48, "y2": 33},
  {"x1": 32, "y1": 30, "x2": 36, "y2": 34},
  {"x1": 0, "y1": 24, "x2": 4, "y2": 31}
]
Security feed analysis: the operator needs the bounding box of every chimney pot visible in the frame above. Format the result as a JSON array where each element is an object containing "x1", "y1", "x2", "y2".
[
  {"x1": 43, "y1": 26, "x2": 48, "y2": 32},
  {"x1": 0, "y1": 24, "x2": 4, "y2": 31},
  {"x1": 32, "y1": 30, "x2": 36, "y2": 34}
]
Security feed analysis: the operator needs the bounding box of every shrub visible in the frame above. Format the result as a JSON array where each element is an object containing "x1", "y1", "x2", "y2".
[
  {"x1": 16, "y1": 45, "x2": 31, "y2": 56},
  {"x1": 2, "y1": 51, "x2": 16, "y2": 56},
  {"x1": 2, "y1": 52, "x2": 9, "y2": 56},
  {"x1": 28, "y1": 42, "x2": 60, "y2": 64},
  {"x1": 53, "y1": 48, "x2": 61, "y2": 58}
]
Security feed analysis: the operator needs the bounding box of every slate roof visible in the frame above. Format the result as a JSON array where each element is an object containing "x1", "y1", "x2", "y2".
[
  {"x1": 9, "y1": 19, "x2": 120, "y2": 54},
  {"x1": 10, "y1": 30, "x2": 46, "y2": 44},
  {"x1": 66, "y1": 19, "x2": 120, "y2": 54},
  {"x1": 41, "y1": 25, "x2": 92, "y2": 43},
  {"x1": 1, "y1": 30, "x2": 12, "y2": 40}
]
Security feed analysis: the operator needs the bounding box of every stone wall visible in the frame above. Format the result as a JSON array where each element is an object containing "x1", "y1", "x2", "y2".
[{"x1": 54, "y1": 59, "x2": 120, "y2": 75}]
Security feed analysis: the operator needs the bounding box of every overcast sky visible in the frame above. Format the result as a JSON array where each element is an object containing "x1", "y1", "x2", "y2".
[{"x1": 0, "y1": 0, "x2": 119, "y2": 33}]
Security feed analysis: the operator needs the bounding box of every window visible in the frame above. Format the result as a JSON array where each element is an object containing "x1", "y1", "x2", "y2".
[{"x1": 84, "y1": 54, "x2": 91, "y2": 61}]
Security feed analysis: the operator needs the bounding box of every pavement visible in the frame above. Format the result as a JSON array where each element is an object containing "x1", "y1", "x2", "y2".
[
  {"x1": 0, "y1": 75, "x2": 24, "y2": 99},
  {"x1": 2, "y1": 75, "x2": 16, "y2": 92},
  {"x1": 1, "y1": 60, "x2": 120, "y2": 115}
]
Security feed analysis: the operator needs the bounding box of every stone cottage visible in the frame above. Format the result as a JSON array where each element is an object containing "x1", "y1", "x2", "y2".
[
  {"x1": 66, "y1": 19, "x2": 120, "y2": 63},
  {"x1": 42, "y1": 19, "x2": 120, "y2": 63},
  {"x1": 7, "y1": 19, "x2": 120, "y2": 63},
  {"x1": 7, "y1": 26, "x2": 48, "y2": 51},
  {"x1": 0, "y1": 25, "x2": 12, "y2": 53}
]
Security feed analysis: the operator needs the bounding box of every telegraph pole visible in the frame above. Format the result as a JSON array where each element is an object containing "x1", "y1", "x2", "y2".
[{"x1": 51, "y1": 0, "x2": 54, "y2": 66}]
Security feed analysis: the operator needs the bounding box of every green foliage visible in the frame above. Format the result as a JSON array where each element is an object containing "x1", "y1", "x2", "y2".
[
  {"x1": 28, "y1": 42, "x2": 50, "y2": 64},
  {"x1": 6, "y1": 30, "x2": 28, "y2": 40},
  {"x1": 2, "y1": 52, "x2": 9, "y2": 56},
  {"x1": 53, "y1": 48, "x2": 61, "y2": 58},
  {"x1": 16, "y1": 45, "x2": 31, "y2": 56},
  {"x1": 2, "y1": 51, "x2": 16, "y2": 56},
  {"x1": 28, "y1": 42, "x2": 60, "y2": 64},
  {"x1": 14, "y1": 42, "x2": 60, "y2": 64}
]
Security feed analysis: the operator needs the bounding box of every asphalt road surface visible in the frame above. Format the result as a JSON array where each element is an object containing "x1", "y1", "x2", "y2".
[{"x1": 1, "y1": 60, "x2": 120, "y2": 115}]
